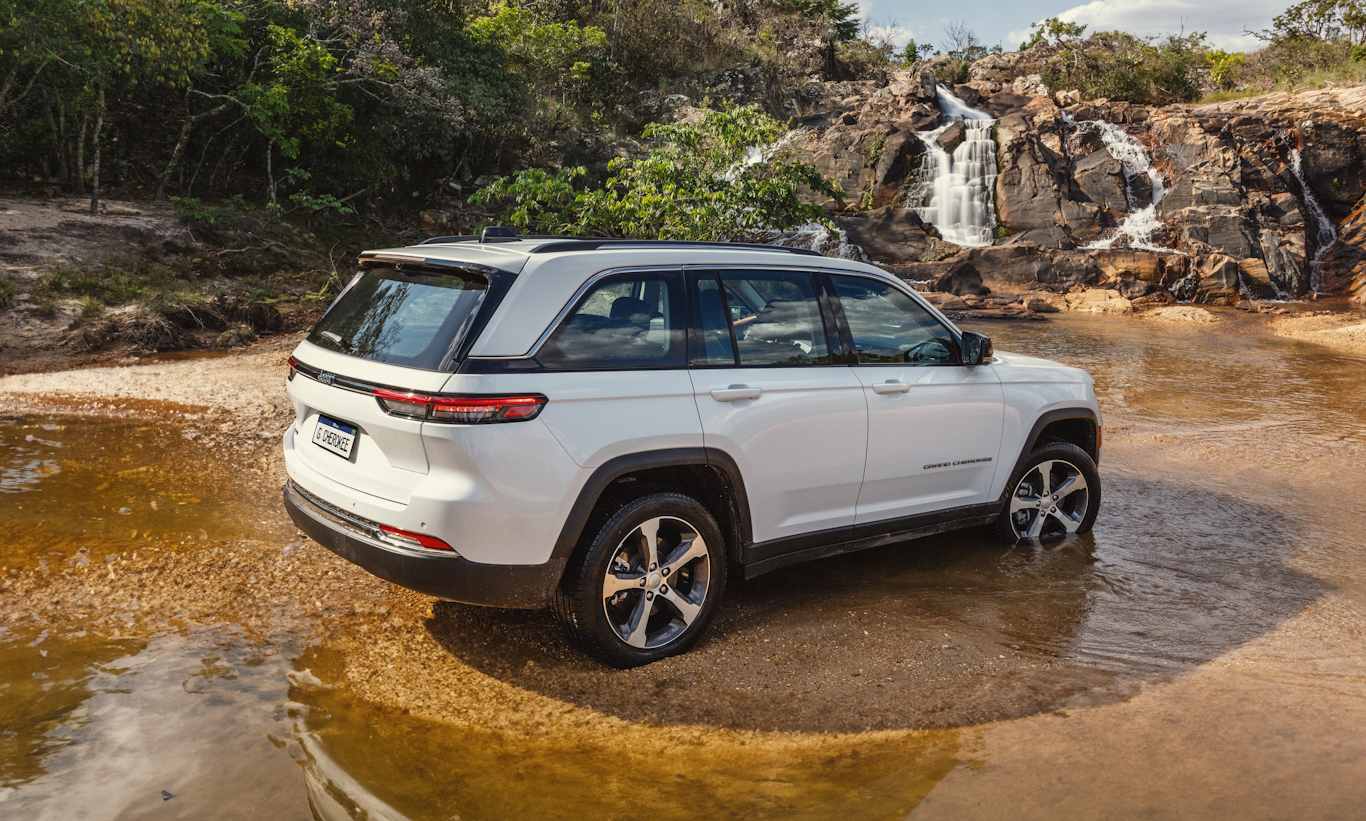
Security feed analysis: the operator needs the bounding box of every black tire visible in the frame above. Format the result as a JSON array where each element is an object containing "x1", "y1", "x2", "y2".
[
  {"x1": 552, "y1": 491, "x2": 728, "y2": 668},
  {"x1": 995, "y1": 442, "x2": 1101, "y2": 543}
]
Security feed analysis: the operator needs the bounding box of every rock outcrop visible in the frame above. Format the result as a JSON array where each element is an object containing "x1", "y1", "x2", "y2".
[{"x1": 790, "y1": 65, "x2": 1366, "y2": 306}]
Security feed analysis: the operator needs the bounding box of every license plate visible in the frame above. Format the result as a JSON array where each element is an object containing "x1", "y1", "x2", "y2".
[{"x1": 312, "y1": 415, "x2": 357, "y2": 459}]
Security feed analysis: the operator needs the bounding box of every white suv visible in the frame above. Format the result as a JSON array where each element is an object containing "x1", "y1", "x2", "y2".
[{"x1": 281, "y1": 233, "x2": 1102, "y2": 667}]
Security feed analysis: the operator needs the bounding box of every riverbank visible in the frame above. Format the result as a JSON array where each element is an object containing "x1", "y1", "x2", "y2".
[{"x1": 3, "y1": 294, "x2": 1366, "y2": 820}]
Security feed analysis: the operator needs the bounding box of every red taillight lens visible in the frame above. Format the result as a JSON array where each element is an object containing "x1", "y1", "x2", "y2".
[
  {"x1": 373, "y1": 389, "x2": 547, "y2": 424},
  {"x1": 377, "y1": 524, "x2": 454, "y2": 551},
  {"x1": 287, "y1": 355, "x2": 298, "y2": 381}
]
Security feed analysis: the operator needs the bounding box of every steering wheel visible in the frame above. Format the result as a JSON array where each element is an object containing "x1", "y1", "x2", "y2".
[{"x1": 902, "y1": 338, "x2": 951, "y2": 363}]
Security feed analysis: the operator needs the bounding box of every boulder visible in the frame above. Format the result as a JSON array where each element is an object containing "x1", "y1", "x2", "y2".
[
  {"x1": 1064, "y1": 289, "x2": 1133, "y2": 314},
  {"x1": 1259, "y1": 229, "x2": 1310, "y2": 296},
  {"x1": 932, "y1": 259, "x2": 991, "y2": 296},
  {"x1": 1236, "y1": 257, "x2": 1279, "y2": 299},
  {"x1": 1090, "y1": 249, "x2": 1164, "y2": 283},
  {"x1": 1194, "y1": 254, "x2": 1242, "y2": 304},
  {"x1": 1073, "y1": 151, "x2": 1128, "y2": 212},
  {"x1": 837, "y1": 206, "x2": 944, "y2": 261},
  {"x1": 958, "y1": 243, "x2": 1100, "y2": 292},
  {"x1": 868, "y1": 132, "x2": 927, "y2": 208},
  {"x1": 936, "y1": 121, "x2": 966, "y2": 155}
]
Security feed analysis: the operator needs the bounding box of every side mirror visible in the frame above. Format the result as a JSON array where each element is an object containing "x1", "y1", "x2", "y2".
[{"x1": 960, "y1": 331, "x2": 993, "y2": 366}]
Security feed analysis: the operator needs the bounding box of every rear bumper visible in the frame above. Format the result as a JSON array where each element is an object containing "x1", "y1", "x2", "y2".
[{"x1": 282, "y1": 480, "x2": 565, "y2": 609}]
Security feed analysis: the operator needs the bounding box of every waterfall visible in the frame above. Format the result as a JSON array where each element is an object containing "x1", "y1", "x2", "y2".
[
  {"x1": 1290, "y1": 148, "x2": 1337, "y2": 293},
  {"x1": 1066, "y1": 116, "x2": 1172, "y2": 252},
  {"x1": 766, "y1": 223, "x2": 871, "y2": 261},
  {"x1": 913, "y1": 87, "x2": 999, "y2": 248}
]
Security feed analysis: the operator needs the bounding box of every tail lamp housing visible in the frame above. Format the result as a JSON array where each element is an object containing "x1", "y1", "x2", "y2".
[{"x1": 374, "y1": 389, "x2": 547, "y2": 424}]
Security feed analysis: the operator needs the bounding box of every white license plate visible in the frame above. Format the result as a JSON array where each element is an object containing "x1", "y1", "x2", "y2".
[{"x1": 312, "y1": 416, "x2": 357, "y2": 459}]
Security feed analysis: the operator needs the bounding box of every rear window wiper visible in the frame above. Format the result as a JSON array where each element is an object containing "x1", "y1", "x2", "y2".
[{"x1": 320, "y1": 331, "x2": 355, "y2": 351}]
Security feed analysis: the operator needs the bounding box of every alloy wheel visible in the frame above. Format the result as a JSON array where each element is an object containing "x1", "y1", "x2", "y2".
[
  {"x1": 1008, "y1": 459, "x2": 1090, "y2": 540},
  {"x1": 601, "y1": 516, "x2": 712, "y2": 649}
]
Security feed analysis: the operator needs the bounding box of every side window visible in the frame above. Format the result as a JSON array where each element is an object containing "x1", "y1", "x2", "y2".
[
  {"x1": 717, "y1": 270, "x2": 831, "y2": 366},
  {"x1": 538, "y1": 271, "x2": 685, "y2": 369},
  {"x1": 830, "y1": 274, "x2": 957, "y2": 365},
  {"x1": 687, "y1": 272, "x2": 737, "y2": 366}
]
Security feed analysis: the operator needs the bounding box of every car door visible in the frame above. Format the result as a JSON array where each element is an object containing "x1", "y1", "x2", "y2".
[
  {"x1": 826, "y1": 273, "x2": 1005, "y2": 526},
  {"x1": 685, "y1": 268, "x2": 868, "y2": 552}
]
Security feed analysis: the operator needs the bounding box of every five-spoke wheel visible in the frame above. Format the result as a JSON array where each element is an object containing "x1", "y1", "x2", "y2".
[
  {"x1": 996, "y1": 443, "x2": 1101, "y2": 543},
  {"x1": 554, "y1": 491, "x2": 726, "y2": 667},
  {"x1": 601, "y1": 515, "x2": 712, "y2": 650}
]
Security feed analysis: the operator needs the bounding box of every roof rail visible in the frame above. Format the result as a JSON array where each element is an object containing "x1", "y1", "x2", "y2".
[
  {"x1": 418, "y1": 233, "x2": 581, "y2": 246},
  {"x1": 527, "y1": 239, "x2": 823, "y2": 257}
]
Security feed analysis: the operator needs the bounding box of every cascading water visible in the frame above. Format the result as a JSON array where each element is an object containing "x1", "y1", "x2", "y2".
[
  {"x1": 1290, "y1": 148, "x2": 1337, "y2": 293},
  {"x1": 1064, "y1": 113, "x2": 1171, "y2": 252},
  {"x1": 766, "y1": 223, "x2": 871, "y2": 261},
  {"x1": 914, "y1": 87, "x2": 999, "y2": 247}
]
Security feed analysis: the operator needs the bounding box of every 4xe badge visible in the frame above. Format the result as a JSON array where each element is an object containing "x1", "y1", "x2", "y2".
[{"x1": 318, "y1": 371, "x2": 335, "y2": 386}]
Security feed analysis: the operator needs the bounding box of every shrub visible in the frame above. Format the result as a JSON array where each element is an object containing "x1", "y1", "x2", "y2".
[{"x1": 471, "y1": 103, "x2": 843, "y2": 241}]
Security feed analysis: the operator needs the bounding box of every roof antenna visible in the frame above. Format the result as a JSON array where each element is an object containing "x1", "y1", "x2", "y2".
[{"x1": 480, "y1": 226, "x2": 519, "y2": 243}]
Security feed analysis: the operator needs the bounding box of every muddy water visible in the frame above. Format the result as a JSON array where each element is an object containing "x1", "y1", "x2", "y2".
[{"x1": 2, "y1": 312, "x2": 1366, "y2": 819}]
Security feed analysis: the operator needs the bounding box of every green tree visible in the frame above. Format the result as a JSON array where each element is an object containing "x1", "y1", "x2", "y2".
[
  {"x1": 467, "y1": 2, "x2": 609, "y2": 106},
  {"x1": 471, "y1": 104, "x2": 844, "y2": 241}
]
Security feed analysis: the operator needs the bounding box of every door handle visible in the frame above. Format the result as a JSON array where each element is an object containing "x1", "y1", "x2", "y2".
[
  {"x1": 871, "y1": 381, "x2": 911, "y2": 394},
  {"x1": 711, "y1": 385, "x2": 762, "y2": 402}
]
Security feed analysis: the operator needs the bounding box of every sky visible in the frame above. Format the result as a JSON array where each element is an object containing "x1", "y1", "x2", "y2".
[{"x1": 859, "y1": 0, "x2": 1289, "y2": 53}]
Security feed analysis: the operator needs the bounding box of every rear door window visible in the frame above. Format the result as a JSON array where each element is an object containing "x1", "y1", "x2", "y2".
[
  {"x1": 716, "y1": 270, "x2": 832, "y2": 366},
  {"x1": 308, "y1": 266, "x2": 489, "y2": 371},
  {"x1": 537, "y1": 271, "x2": 685, "y2": 370}
]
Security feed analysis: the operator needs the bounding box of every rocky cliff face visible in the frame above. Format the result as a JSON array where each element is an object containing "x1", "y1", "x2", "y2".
[{"x1": 794, "y1": 65, "x2": 1366, "y2": 308}]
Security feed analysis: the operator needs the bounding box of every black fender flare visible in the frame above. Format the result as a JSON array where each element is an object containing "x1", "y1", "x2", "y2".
[
  {"x1": 1000, "y1": 407, "x2": 1100, "y2": 502},
  {"x1": 550, "y1": 447, "x2": 753, "y2": 563}
]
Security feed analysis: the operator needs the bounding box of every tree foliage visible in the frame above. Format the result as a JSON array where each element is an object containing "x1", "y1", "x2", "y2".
[{"x1": 471, "y1": 104, "x2": 843, "y2": 240}]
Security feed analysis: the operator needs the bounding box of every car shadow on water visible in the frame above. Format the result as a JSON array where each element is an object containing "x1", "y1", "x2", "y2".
[{"x1": 420, "y1": 473, "x2": 1329, "y2": 733}]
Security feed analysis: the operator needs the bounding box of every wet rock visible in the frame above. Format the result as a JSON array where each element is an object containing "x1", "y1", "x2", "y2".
[
  {"x1": 932, "y1": 259, "x2": 991, "y2": 296},
  {"x1": 837, "y1": 207, "x2": 940, "y2": 261},
  {"x1": 1073, "y1": 151, "x2": 1128, "y2": 213},
  {"x1": 1236, "y1": 257, "x2": 1279, "y2": 300},
  {"x1": 1193, "y1": 254, "x2": 1243, "y2": 304},
  {"x1": 1259, "y1": 229, "x2": 1310, "y2": 296},
  {"x1": 936, "y1": 121, "x2": 967, "y2": 155},
  {"x1": 1300, "y1": 118, "x2": 1365, "y2": 214}
]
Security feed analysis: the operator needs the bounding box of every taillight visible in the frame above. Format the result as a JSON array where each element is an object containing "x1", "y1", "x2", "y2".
[
  {"x1": 377, "y1": 524, "x2": 454, "y2": 552},
  {"x1": 374, "y1": 388, "x2": 547, "y2": 424},
  {"x1": 287, "y1": 355, "x2": 298, "y2": 381}
]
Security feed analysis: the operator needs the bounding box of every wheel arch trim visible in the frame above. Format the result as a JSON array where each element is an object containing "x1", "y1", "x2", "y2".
[
  {"x1": 551, "y1": 448, "x2": 754, "y2": 564},
  {"x1": 1001, "y1": 407, "x2": 1100, "y2": 502}
]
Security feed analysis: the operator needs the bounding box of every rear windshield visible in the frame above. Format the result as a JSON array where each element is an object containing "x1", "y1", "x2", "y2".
[{"x1": 307, "y1": 266, "x2": 488, "y2": 371}]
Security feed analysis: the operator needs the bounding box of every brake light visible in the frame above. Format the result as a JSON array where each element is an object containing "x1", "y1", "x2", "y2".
[
  {"x1": 377, "y1": 524, "x2": 454, "y2": 552},
  {"x1": 374, "y1": 388, "x2": 547, "y2": 424},
  {"x1": 287, "y1": 355, "x2": 298, "y2": 381}
]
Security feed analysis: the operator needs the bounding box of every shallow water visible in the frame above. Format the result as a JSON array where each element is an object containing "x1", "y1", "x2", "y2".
[{"x1": 3, "y1": 313, "x2": 1366, "y2": 819}]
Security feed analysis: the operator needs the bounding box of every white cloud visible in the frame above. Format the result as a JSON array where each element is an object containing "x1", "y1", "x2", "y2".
[{"x1": 1041, "y1": 0, "x2": 1285, "y2": 50}]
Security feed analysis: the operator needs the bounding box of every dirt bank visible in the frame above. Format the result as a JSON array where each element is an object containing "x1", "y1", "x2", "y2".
[{"x1": 1272, "y1": 311, "x2": 1366, "y2": 351}]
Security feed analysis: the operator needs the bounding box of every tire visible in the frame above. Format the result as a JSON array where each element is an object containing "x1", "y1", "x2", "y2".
[
  {"x1": 995, "y1": 442, "x2": 1101, "y2": 543},
  {"x1": 552, "y1": 491, "x2": 728, "y2": 668}
]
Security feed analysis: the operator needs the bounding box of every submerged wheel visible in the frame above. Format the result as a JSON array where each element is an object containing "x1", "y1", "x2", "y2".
[
  {"x1": 553, "y1": 491, "x2": 726, "y2": 668},
  {"x1": 996, "y1": 442, "x2": 1101, "y2": 543}
]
